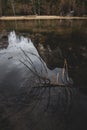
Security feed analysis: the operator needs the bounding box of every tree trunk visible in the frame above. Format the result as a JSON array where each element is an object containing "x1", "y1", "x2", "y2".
[
  {"x1": 10, "y1": 0, "x2": 16, "y2": 16},
  {"x1": 0, "y1": 0, "x2": 2, "y2": 16}
]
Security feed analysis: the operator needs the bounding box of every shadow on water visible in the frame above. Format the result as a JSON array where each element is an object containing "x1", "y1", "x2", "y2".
[{"x1": 0, "y1": 19, "x2": 87, "y2": 130}]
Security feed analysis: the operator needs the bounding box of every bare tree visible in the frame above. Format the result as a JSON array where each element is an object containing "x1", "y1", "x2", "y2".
[
  {"x1": 81, "y1": 2, "x2": 85, "y2": 15},
  {"x1": 9, "y1": 0, "x2": 16, "y2": 16},
  {"x1": 31, "y1": 0, "x2": 37, "y2": 15},
  {"x1": 37, "y1": 0, "x2": 40, "y2": 15},
  {"x1": 0, "y1": 0, "x2": 2, "y2": 16}
]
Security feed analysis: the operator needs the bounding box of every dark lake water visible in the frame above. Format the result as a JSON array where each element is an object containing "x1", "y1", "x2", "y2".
[{"x1": 0, "y1": 19, "x2": 87, "y2": 130}]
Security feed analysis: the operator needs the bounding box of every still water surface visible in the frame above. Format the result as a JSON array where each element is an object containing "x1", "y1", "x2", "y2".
[{"x1": 0, "y1": 19, "x2": 87, "y2": 130}]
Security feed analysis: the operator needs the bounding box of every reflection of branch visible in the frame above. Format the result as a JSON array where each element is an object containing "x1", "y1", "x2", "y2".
[
  {"x1": 27, "y1": 51, "x2": 48, "y2": 74},
  {"x1": 62, "y1": 59, "x2": 70, "y2": 84},
  {"x1": 19, "y1": 48, "x2": 73, "y2": 113},
  {"x1": 20, "y1": 48, "x2": 72, "y2": 87},
  {"x1": 20, "y1": 48, "x2": 38, "y2": 74},
  {"x1": 20, "y1": 49, "x2": 50, "y2": 86}
]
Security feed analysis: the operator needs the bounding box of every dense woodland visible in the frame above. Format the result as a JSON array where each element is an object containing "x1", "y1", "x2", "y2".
[{"x1": 0, "y1": 0, "x2": 87, "y2": 16}]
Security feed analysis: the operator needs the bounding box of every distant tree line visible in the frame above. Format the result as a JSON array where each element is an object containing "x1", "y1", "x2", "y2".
[{"x1": 0, "y1": 0, "x2": 87, "y2": 16}]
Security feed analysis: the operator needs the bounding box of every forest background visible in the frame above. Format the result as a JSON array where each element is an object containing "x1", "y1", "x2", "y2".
[{"x1": 0, "y1": 0, "x2": 87, "y2": 16}]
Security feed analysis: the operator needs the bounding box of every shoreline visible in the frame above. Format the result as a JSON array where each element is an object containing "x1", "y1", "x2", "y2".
[{"x1": 0, "y1": 15, "x2": 87, "y2": 20}]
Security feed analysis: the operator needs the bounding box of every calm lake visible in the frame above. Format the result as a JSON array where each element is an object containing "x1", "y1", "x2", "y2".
[{"x1": 0, "y1": 19, "x2": 87, "y2": 130}]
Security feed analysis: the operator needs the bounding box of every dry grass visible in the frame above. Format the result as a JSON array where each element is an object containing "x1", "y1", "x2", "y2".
[{"x1": 0, "y1": 15, "x2": 87, "y2": 20}]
